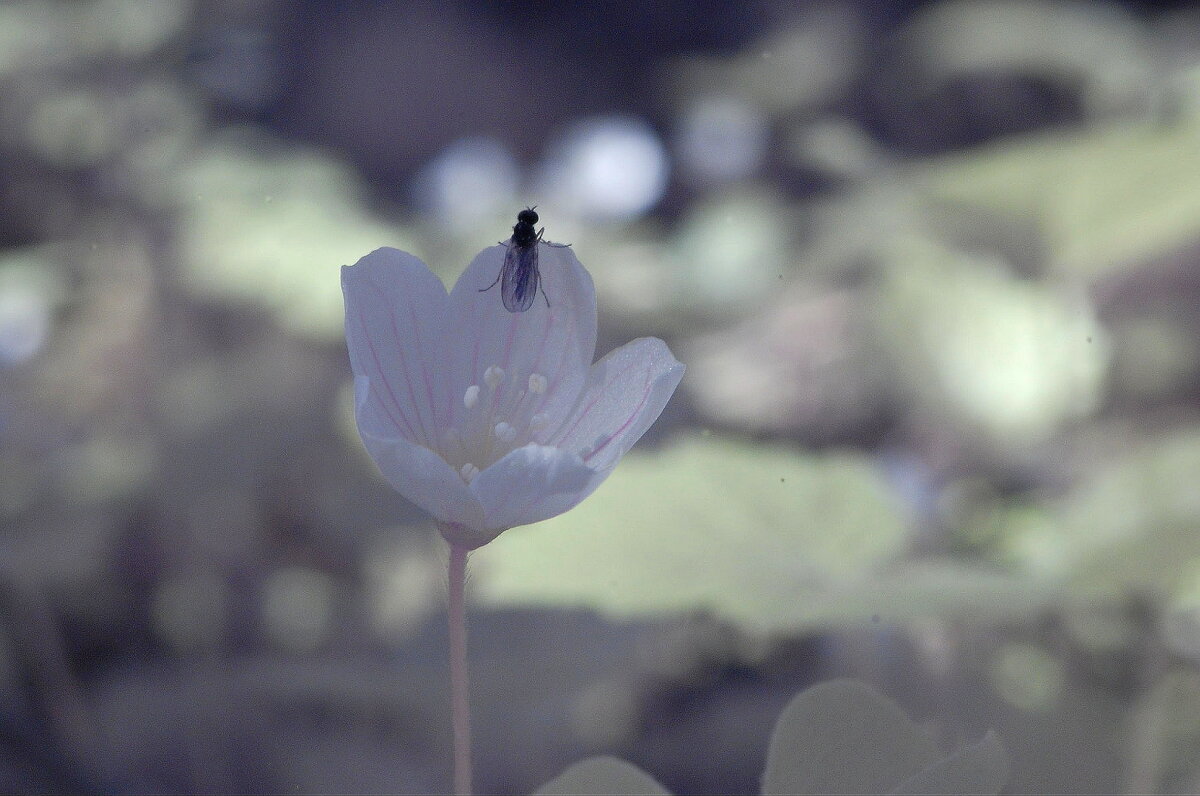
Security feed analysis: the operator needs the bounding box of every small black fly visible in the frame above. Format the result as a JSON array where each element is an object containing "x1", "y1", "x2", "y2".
[{"x1": 480, "y1": 207, "x2": 565, "y2": 312}]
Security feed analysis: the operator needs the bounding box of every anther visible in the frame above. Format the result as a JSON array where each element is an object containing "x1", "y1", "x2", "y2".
[
  {"x1": 494, "y1": 422, "x2": 517, "y2": 443},
  {"x1": 460, "y1": 463, "x2": 479, "y2": 483},
  {"x1": 528, "y1": 373, "x2": 548, "y2": 394},
  {"x1": 484, "y1": 365, "x2": 505, "y2": 389},
  {"x1": 463, "y1": 384, "x2": 480, "y2": 409}
]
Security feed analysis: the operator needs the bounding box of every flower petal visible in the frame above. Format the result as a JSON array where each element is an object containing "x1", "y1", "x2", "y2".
[
  {"x1": 443, "y1": 244, "x2": 597, "y2": 433},
  {"x1": 550, "y1": 337, "x2": 685, "y2": 471},
  {"x1": 356, "y1": 413, "x2": 486, "y2": 530},
  {"x1": 342, "y1": 248, "x2": 452, "y2": 448},
  {"x1": 470, "y1": 444, "x2": 596, "y2": 535}
]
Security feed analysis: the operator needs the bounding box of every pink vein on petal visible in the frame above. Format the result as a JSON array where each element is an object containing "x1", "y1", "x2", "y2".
[
  {"x1": 528, "y1": 308, "x2": 553, "y2": 377},
  {"x1": 382, "y1": 281, "x2": 433, "y2": 446},
  {"x1": 556, "y1": 355, "x2": 643, "y2": 446},
  {"x1": 536, "y1": 319, "x2": 574, "y2": 417},
  {"x1": 501, "y1": 311, "x2": 520, "y2": 371},
  {"x1": 358, "y1": 300, "x2": 418, "y2": 443},
  {"x1": 407, "y1": 298, "x2": 439, "y2": 430},
  {"x1": 523, "y1": 309, "x2": 559, "y2": 420},
  {"x1": 583, "y1": 365, "x2": 653, "y2": 464},
  {"x1": 470, "y1": 332, "x2": 482, "y2": 393},
  {"x1": 487, "y1": 312, "x2": 522, "y2": 416}
]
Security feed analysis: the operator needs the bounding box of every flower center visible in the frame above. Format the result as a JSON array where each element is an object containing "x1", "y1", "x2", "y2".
[{"x1": 445, "y1": 363, "x2": 552, "y2": 481}]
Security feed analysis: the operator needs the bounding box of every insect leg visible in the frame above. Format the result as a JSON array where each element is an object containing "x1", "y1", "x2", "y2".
[
  {"x1": 537, "y1": 230, "x2": 571, "y2": 249},
  {"x1": 480, "y1": 242, "x2": 511, "y2": 292}
]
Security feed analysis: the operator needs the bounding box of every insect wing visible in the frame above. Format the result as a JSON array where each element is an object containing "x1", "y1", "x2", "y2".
[{"x1": 500, "y1": 240, "x2": 539, "y2": 312}]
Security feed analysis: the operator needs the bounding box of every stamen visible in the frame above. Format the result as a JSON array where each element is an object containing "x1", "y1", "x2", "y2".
[
  {"x1": 484, "y1": 365, "x2": 505, "y2": 389},
  {"x1": 460, "y1": 463, "x2": 479, "y2": 483},
  {"x1": 463, "y1": 384, "x2": 480, "y2": 409},
  {"x1": 494, "y1": 422, "x2": 517, "y2": 443},
  {"x1": 528, "y1": 373, "x2": 548, "y2": 394},
  {"x1": 529, "y1": 412, "x2": 549, "y2": 431}
]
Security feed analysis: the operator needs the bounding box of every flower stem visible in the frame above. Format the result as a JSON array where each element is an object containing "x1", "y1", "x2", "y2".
[{"x1": 448, "y1": 543, "x2": 472, "y2": 796}]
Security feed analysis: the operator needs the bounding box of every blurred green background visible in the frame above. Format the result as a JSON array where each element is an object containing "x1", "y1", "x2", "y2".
[{"x1": 3, "y1": 0, "x2": 1200, "y2": 793}]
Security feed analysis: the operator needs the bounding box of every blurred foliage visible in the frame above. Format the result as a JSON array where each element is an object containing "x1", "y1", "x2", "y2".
[
  {"x1": 899, "y1": 1, "x2": 1153, "y2": 117},
  {"x1": 177, "y1": 131, "x2": 415, "y2": 339},
  {"x1": 0, "y1": 0, "x2": 192, "y2": 75},
  {"x1": 872, "y1": 234, "x2": 1108, "y2": 446},
  {"x1": 668, "y1": 188, "x2": 795, "y2": 313},
  {"x1": 476, "y1": 435, "x2": 909, "y2": 631},
  {"x1": 0, "y1": 248, "x2": 65, "y2": 366},
  {"x1": 3, "y1": 0, "x2": 1200, "y2": 792},
  {"x1": 683, "y1": 283, "x2": 889, "y2": 440},
  {"x1": 762, "y1": 680, "x2": 1007, "y2": 796},
  {"x1": 475, "y1": 436, "x2": 1054, "y2": 631},
  {"x1": 536, "y1": 756, "x2": 670, "y2": 796},
  {"x1": 917, "y1": 115, "x2": 1200, "y2": 279},
  {"x1": 664, "y1": 10, "x2": 861, "y2": 118},
  {"x1": 1126, "y1": 668, "x2": 1200, "y2": 794},
  {"x1": 988, "y1": 642, "x2": 1065, "y2": 714},
  {"x1": 1003, "y1": 429, "x2": 1200, "y2": 599},
  {"x1": 538, "y1": 679, "x2": 1008, "y2": 795}
]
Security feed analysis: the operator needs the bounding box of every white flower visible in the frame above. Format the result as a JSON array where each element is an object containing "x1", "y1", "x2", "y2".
[{"x1": 342, "y1": 243, "x2": 684, "y2": 549}]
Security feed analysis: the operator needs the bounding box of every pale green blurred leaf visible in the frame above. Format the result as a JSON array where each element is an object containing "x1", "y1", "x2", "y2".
[
  {"x1": 763, "y1": 679, "x2": 937, "y2": 795},
  {"x1": 763, "y1": 679, "x2": 1008, "y2": 795},
  {"x1": 59, "y1": 433, "x2": 158, "y2": 504},
  {"x1": 800, "y1": 180, "x2": 932, "y2": 277},
  {"x1": 534, "y1": 756, "x2": 670, "y2": 796},
  {"x1": 844, "y1": 560, "x2": 1057, "y2": 626},
  {"x1": 892, "y1": 731, "x2": 1009, "y2": 796},
  {"x1": 26, "y1": 89, "x2": 120, "y2": 167},
  {"x1": 989, "y1": 642, "x2": 1065, "y2": 714},
  {"x1": 476, "y1": 436, "x2": 908, "y2": 631},
  {"x1": 668, "y1": 189, "x2": 792, "y2": 313},
  {"x1": 917, "y1": 118, "x2": 1200, "y2": 278},
  {"x1": 874, "y1": 235, "x2": 1107, "y2": 445},
  {"x1": 178, "y1": 130, "x2": 414, "y2": 339},
  {"x1": 76, "y1": 0, "x2": 192, "y2": 58},
  {"x1": 0, "y1": 248, "x2": 67, "y2": 305},
  {"x1": 1007, "y1": 430, "x2": 1200, "y2": 600},
  {"x1": 666, "y1": 16, "x2": 858, "y2": 118},
  {"x1": 0, "y1": 2, "x2": 60, "y2": 75},
  {"x1": 1127, "y1": 669, "x2": 1200, "y2": 793},
  {"x1": 1163, "y1": 562, "x2": 1200, "y2": 661},
  {"x1": 0, "y1": 0, "x2": 190, "y2": 74},
  {"x1": 901, "y1": 1, "x2": 1150, "y2": 116},
  {"x1": 476, "y1": 436, "x2": 1050, "y2": 631}
]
